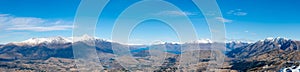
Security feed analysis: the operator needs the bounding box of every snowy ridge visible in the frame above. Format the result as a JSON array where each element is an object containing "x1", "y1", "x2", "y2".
[
  {"x1": 184, "y1": 39, "x2": 213, "y2": 44},
  {"x1": 16, "y1": 36, "x2": 71, "y2": 45},
  {"x1": 195, "y1": 39, "x2": 213, "y2": 43},
  {"x1": 260, "y1": 37, "x2": 289, "y2": 41},
  {"x1": 149, "y1": 39, "x2": 213, "y2": 45},
  {"x1": 227, "y1": 40, "x2": 254, "y2": 44},
  {"x1": 11, "y1": 35, "x2": 259, "y2": 46},
  {"x1": 258, "y1": 37, "x2": 291, "y2": 44},
  {"x1": 265, "y1": 37, "x2": 289, "y2": 41},
  {"x1": 12, "y1": 35, "x2": 109, "y2": 46}
]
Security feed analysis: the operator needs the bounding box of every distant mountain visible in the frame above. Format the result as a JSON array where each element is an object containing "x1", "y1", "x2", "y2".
[{"x1": 226, "y1": 41, "x2": 251, "y2": 51}]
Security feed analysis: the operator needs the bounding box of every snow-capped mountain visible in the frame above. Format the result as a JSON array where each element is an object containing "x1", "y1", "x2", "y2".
[
  {"x1": 11, "y1": 35, "x2": 114, "y2": 46},
  {"x1": 0, "y1": 36, "x2": 299, "y2": 71},
  {"x1": 226, "y1": 41, "x2": 250, "y2": 51},
  {"x1": 0, "y1": 35, "x2": 117, "y2": 61},
  {"x1": 7, "y1": 36, "x2": 253, "y2": 54},
  {"x1": 193, "y1": 39, "x2": 213, "y2": 44},
  {"x1": 226, "y1": 37, "x2": 300, "y2": 71},
  {"x1": 258, "y1": 37, "x2": 291, "y2": 43},
  {"x1": 150, "y1": 41, "x2": 183, "y2": 45},
  {"x1": 227, "y1": 40, "x2": 254, "y2": 44},
  {"x1": 20, "y1": 36, "x2": 71, "y2": 45},
  {"x1": 227, "y1": 37, "x2": 300, "y2": 58},
  {"x1": 9, "y1": 35, "x2": 256, "y2": 47},
  {"x1": 127, "y1": 39, "x2": 214, "y2": 45}
]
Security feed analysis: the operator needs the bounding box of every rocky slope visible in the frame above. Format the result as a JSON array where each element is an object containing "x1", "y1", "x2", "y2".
[{"x1": 227, "y1": 37, "x2": 300, "y2": 71}]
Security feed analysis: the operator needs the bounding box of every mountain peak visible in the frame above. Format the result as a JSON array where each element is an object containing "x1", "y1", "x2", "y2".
[
  {"x1": 193, "y1": 39, "x2": 212, "y2": 43},
  {"x1": 259, "y1": 37, "x2": 291, "y2": 43},
  {"x1": 265, "y1": 37, "x2": 289, "y2": 40},
  {"x1": 227, "y1": 40, "x2": 254, "y2": 44},
  {"x1": 227, "y1": 37, "x2": 298, "y2": 58},
  {"x1": 12, "y1": 36, "x2": 71, "y2": 46}
]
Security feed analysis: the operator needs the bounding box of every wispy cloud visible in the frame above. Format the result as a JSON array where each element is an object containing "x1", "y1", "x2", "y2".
[
  {"x1": 154, "y1": 10, "x2": 198, "y2": 16},
  {"x1": 233, "y1": 12, "x2": 247, "y2": 16},
  {"x1": 0, "y1": 14, "x2": 73, "y2": 32},
  {"x1": 6, "y1": 25, "x2": 73, "y2": 32},
  {"x1": 227, "y1": 9, "x2": 248, "y2": 16},
  {"x1": 215, "y1": 17, "x2": 232, "y2": 23}
]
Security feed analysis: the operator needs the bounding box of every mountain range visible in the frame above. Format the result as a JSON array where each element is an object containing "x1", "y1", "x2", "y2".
[
  {"x1": 0, "y1": 35, "x2": 248, "y2": 59},
  {"x1": 227, "y1": 37, "x2": 300, "y2": 71},
  {"x1": 0, "y1": 36, "x2": 299, "y2": 71}
]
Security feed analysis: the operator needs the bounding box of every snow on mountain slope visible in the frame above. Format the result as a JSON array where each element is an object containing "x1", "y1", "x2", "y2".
[
  {"x1": 12, "y1": 36, "x2": 71, "y2": 46},
  {"x1": 227, "y1": 37, "x2": 299, "y2": 58},
  {"x1": 12, "y1": 35, "x2": 107, "y2": 46}
]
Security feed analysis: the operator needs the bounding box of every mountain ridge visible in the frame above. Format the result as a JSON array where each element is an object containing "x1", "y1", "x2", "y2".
[
  {"x1": 0, "y1": 36, "x2": 299, "y2": 71},
  {"x1": 227, "y1": 37, "x2": 300, "y2": 58},
  {"x1": 8, "y1": 36, "x2": 253, "y2": 46}
]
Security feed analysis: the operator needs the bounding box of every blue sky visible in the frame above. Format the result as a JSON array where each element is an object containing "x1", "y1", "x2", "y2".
[{"x1": 0, "y1": 0, "x2": 300, "y2": 44}]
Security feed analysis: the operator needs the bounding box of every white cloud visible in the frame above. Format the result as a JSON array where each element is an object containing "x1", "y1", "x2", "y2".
[
  {"x1": 215, "y1": 17, "x2": 232, "y2": 23},
  {"x1": 0, "y1": 14, "x2": 73, "y2": 32},
  {"x1": 155, "y1": 10, "x2": 197, "y2": 16},
  {"x1": 227, "y1": 9, "x2": 248, "y2": 16},
  {"x1": 9, "y1": 17, "x2": 45, "y2": 26},
  {"x1": 6, "y1": 25, "x2": 73, "y2": 32},
  {"x1": 233, "y1": 12, "x2": 248, "y2": 16}
]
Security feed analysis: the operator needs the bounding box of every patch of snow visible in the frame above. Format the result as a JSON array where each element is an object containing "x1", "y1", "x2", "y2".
[
  {"x1": 278, "y1": 45, "x2": 282, "y2": 47},
  {"x1": 280, "y1": 64, "x2": 300, "y2": 72},
  {"x1": 266, "y1": 37, "x2": 274, "y2": 40}
]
